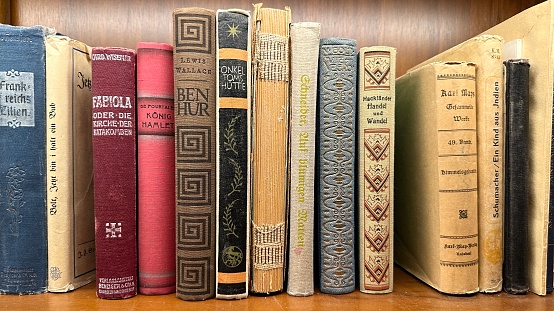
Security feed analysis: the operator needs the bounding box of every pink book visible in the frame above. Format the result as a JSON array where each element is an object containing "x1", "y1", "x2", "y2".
[
  {"x1": 92, "y1": 47, "x2": 137, "y2": 299},
  {"x1": 136, "y1": 42, "x2": 176, "y2": 295}
]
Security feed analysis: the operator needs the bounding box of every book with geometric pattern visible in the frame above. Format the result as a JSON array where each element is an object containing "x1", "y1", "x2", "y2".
[
  {"x1": 173, "y1": 7, "x2": 217, "y2": 301},
  {"x1": 215, "y1": 8, "x2": 251, "y2": 299},
  {"x1": 357, "y1": 46, "x2": 396, "y2": 294},
  {"x1": 317, "y1": 37, "x2": 357, "y2": 295}
]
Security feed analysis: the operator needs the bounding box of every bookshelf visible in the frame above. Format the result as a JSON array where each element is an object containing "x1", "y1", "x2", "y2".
[{"x1": 1, "y1": 0, "x2": 553, "y2": 310}]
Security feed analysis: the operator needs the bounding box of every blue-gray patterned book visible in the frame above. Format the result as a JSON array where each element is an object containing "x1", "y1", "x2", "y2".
[
  {"x1": 317, "y1": 37, "x2": 357, "y2": 294},
  {"x1": 0, "y1": 24, "x2": 50, "y2": 294}
]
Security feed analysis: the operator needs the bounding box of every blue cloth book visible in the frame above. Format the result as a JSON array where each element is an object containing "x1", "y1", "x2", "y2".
[
  {"x1": 0, "y1": 24, "x2": 49, "y2": 294},
  {"x1": 317, "y1": 37, "x2": 357, "y2": 294}
]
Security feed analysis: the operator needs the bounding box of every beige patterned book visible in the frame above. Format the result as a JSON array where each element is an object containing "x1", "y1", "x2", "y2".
[
  {"x1": 46, "y1": 35, "x2": 96, "y2": 292},
  {"x1": 250, "y1": 3, "x2": 291, "y2": 294},
  {"x1": 357, "y1": 46, "x2": 396, "y2": 294},
  {"x1": 287, "y1": 21, "x2": 320, "y2": 297}
]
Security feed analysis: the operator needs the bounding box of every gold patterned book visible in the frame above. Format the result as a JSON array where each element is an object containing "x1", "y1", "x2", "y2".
[
  {"x1": 357, "y1": 46, "x2": 396, "y2": 294},
  {"x1": 250, "y1": 3, "x2": 291, "y2": 294},
  {"x1": 395, "y1": 61, "x2": 479, "y2": 295}
]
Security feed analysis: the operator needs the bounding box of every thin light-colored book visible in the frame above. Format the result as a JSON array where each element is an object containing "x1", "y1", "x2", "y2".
[
  {"x1": 287, "y1": 21, "x2": 320, "y2": 297},
  {"x1": 46, "y1": 35, "x2": 96, "y2": 292}
]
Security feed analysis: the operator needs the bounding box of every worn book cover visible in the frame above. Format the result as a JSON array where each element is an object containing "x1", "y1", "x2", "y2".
[
  {"x1": 287, "y1": 21, "x2": 320, "y2": 297},
  {"x1": 92, "y1": 47, "x2": 137, "y2": 299},
  {"x1": 45, "y1": 35, "x2": 95, "y2": 292},
  {"x1": 173, "y1": 7, "x2": 217, "y2": 300},
  {"x1": 318, "y1": 37, "x2": 357, "y2": 295},
  {"x1": 0, "y1": 24, "x2": 49, "y2": 295},
  {"x1": 215, "y1": 8, "x2": 251, "y2": 299},
  {"x1": 250, "y1": 3, "x2": 291, "y2": 294},
  {"x1": 483, "y1": 0, "x2": 554, "y2": 295},
  {"x1": 503, "y1": 59, "x2": 530, "y2": 295},
  {"x1": 137, "y1": 42, "x2": 175, "y2": 295},
  {"x1": 395, "y1": 61, "x2": 479, "y2": 295},
  {"x1": 357, "y1": 46, "x2": 396, "y2": 294},
  {"x1": 411, "y1": 35, "x2": 504, "y2": 293}
]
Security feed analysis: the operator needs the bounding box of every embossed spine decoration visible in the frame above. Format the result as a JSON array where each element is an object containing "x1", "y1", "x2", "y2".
[
  {"x1": 287, "y1": 22, "x2": 321, "y2": 297},
  {"x1": 250, "y1": 3, "x2": 291, "y2": 294},
  {"x1": 0, "y1": 24, "x2": 48, "y2": 294},
  {"x1": 91, "y1": 47, "x2": 137, "y2": 299},
  {"x1": 173, "y1": 8, "x2": 217, "y2": 300},
  {"x1": 317, "y1": 37, "x2": 357, "y2": 294},
  {"x1": 215, "y1": 9, "x2": 251, "y2": 299},
  {"x1": 357, "y1": 46, "x2": 396, "y2": 294}
]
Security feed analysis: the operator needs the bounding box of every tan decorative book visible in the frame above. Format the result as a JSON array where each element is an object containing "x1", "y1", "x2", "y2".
[
  {"x1": 173, "y1": 7, "x2": 217, "y2": 300},
  {"x1": 250, "y1": 3, "x2": 291, "y2": 294},
  {"x1": 411, "y1": 35, "x2": 505, "y2": 293},
  {"x1": 46, "y1": 35, "x2": 96, "y2": 292},
  {"x1": 482, "y1": 0, "x2": 554, "y2": 295},
  {"x1": 287, "y1": 21, "x2": 321, "y2": 297},
  {"x1": 395, "y1": 61, "x2": 479, "y2": 295},
  {"x1": 357, "y1": 46, "x2": 396, "y2": 294}
]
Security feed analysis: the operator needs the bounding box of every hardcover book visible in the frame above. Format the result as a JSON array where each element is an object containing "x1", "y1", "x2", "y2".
[
  {"x1": 394, "y1": 61, "x2": 479, "y2": 295},
  {"x1": 45, "y1": 35, "x2": 96, "y2": 292},
  {"x1": 483, "y1": 0, "x2": 554, "y2": 295},
  {"x1": 287, "y1": 21, "x2": 321, "y2": 297},
  {"x1": 91, "y1": 47, "x2": 137, "y2": 299},
  {"x1": 215, "y1": 8, "x2": 251, "y2": 299},
  {"x1": 411, "y1": 34, "x2": 505, "y2": 293},
  {"x1": 250, "y1": 3, "x2": 291, "y2": 294},
  {"x1": 317, "y1": 37, "x2": 357, "y2": 295},
  {"x1": 0, "y1": 24, "x2": 49, "y2": 295},
  {"x1": 137, "y1": 42, "x2": 176, "y2": 295},
  {"x1": 357, "y1": 46, "x2": 396, "y2": 294},
  {"x1": 503, "y1": 59, "x2": 530, "y2": 295},
  {"x1": 173, "y1": 7, "x2": 217, "y2": 300}
]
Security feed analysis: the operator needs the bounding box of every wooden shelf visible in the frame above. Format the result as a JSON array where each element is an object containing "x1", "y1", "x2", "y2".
[
  {"x1": 1, "y1": 0, "x2": 553, "y2": 309},
  {"x1": 2, "y1": 267, "x2": 552, "y2": 311}
]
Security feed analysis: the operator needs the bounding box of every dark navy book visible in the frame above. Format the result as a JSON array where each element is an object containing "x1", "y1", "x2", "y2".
[{"x1": 0, "y1": 24, "x2": 49, "y2": 294}]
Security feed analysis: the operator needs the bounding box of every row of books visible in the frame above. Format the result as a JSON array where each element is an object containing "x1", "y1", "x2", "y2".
[{"x1": 1, "y1": 0, "x2": 554, "y2": 301}]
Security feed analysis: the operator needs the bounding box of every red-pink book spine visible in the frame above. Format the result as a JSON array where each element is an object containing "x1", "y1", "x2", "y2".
[
  {"x1": 136, "y1": 42, "x2": 176, "y2": 295},
  {"x1": 92, "y1": 47, "x2": 137, "y2": 299}
]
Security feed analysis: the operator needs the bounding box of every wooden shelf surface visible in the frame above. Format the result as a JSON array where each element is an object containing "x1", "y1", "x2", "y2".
[{"x1": 1, "y1": 267, "x2": 553, "y2": 311}]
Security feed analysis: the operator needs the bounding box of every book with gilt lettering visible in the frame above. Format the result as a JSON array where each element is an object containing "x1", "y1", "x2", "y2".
[
  {"x1": 287, "y1": 21, "x2": 320, "y2": 297},
  {"x1": 46, "y1": 34, "x2": 96, "y2": 292},
  {"x1": 215, "y1": 9, "x2": 251, "y2": 300},
  {"x1": 173, "y1": 7, "x2": 217, "y2": 301},
  {"x1": 317, "y1": 37, "x2": 357, "y2": 295},
  {"x1": 250, "y1": 3, "x2": 291, "y2": 294},
  {"x1": 0, "y1": 23, "x2": 51, "y2": 295},
  {"x1": 395, "y1": 61, "x2": 479, "y2": 295},
  {"x1": 91, "y1": 47, "x2": 137, "y2": 299},
  {"x1": 137, "y1": 42, "x2": 175, "y2": 295},
  {"x1": 357, "y1": 45, "x2": 396, "y2": 294}
]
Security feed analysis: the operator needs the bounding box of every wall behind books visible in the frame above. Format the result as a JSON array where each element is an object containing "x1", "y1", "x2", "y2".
[{"x1": 6, "y1": 0, "x2": 543, "y2": 75}]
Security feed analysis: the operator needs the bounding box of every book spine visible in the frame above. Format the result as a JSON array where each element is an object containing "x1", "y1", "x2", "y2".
[
  {"x1": 477, "y1": 36, "x2": 504, "y2": 293},
  {"x1": 0, "y1": 24, "x2": 48, "y2": 294},
  {"x1": 318, "y1": 37, "x2": 357, "y2": 294},
  {"x1": 173, "y1": 8, "x2": 217, "y2": 300},
  {"x1": 46, "y1": 35, "x2": 95, "y2": 292},
  {"x1": 434, "y1": 62, "x2": 478, "y2": 294},
  {"x1": 357, "y1": 46, "x2": 396, "y2": 294},
  {"x1": 250, "y1": 3, "x2": 291, "y2": 294},
  {"x1": 92, "y1": 47, "x2": 137, "y2": 299},
  {"x1": 215, "y1": 9, "x2": 251, "y2": 299},
  {"x1": 503, "y1": 59, "x2": 530, "y2": 294},
  {"x1": 137, "y1": 42, "x2": 176, "y2": 295},
  {"x1": 287, "y1": 22, "x2": 320, "y2": 297}
]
